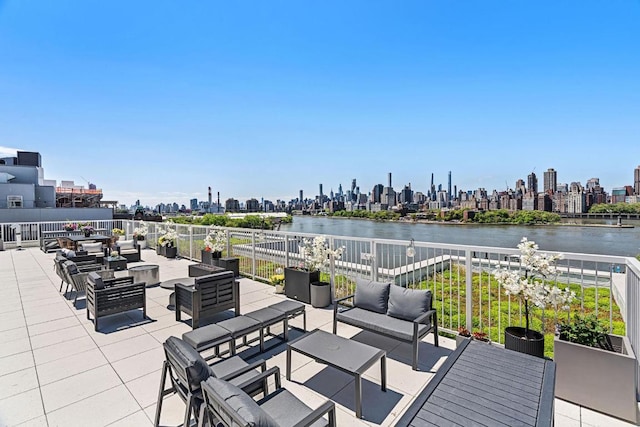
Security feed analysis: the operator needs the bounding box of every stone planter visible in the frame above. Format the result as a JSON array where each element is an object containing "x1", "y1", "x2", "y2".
[
  {"x1": 284, "y1": 268, "x2": 319, "y2": 304},
  {"x1": 310, "y1": 281, "x2": 331, "y2": 308},
  {"x1": 137, "y1": 239, "x2": 147, "y2": 250},
  {"x1": 201, "y1": 249, "x2": 222, "y2": 266},
  {"x1": 554, "y1": 334, "x2": 638, "y2": 424},
  {"x1": 504, "y1": 326, "x2": 545, "y2": 358},
  {"x1": 274, "y1": 284, "x2": 284, "y2": 294}
]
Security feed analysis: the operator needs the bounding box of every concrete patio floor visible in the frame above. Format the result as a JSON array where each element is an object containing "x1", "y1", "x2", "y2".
[{"x1": 0, "y1": 248, "x2": 635, "y2": 427}]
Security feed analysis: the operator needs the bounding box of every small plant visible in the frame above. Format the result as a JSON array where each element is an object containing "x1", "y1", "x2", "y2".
[
  {"x1": 472, "y1": 331, "x2": 489, "y2": 342},
  {"x1": 457, "y1": 326, "x2": 471, "y2": 337},
  {"x1": 557, "y1": 313, "x2": 611, "y2": 350},
  {"x1": 112, "y1": 228, "x2": 125, "y2": 236},
  {"x1": 270, "y1": 274, "x2": 285, "y2": 285},
  {"x1": 299, "y1": 236, "x2": 345, "y2": 272},
  {"x1": 80, "y1": 224, "x2": 94, "y2": 234},
  {"x1": 63, "y1": 222, "x2": 77, "y2": 231},
  {"x1": 110, "y1": 250, "x2": 119, "y2": 257},
  {"x1": 158, "y1": 227, "x2": 178, "y2": 247}
]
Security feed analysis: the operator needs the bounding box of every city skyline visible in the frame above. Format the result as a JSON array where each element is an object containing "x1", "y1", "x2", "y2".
[{"x1": 0, "y1": 2, "x2": 638, "y2": 206}]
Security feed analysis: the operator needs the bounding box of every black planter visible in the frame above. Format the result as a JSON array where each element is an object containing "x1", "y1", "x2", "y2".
[
  {"x1": 284, "y1": 268, "x2": 319, "y2": 304},
  {"x1": 84, "y1": 232, "x2": 91, "y2": 238},
  {"x1": 158, "y1": 245, "x2": 177, "y2": 258},
  {"x1": 201, "y1": 249, "x2": 222, "y2": 265},
  {"x1": 504, "y1": 326, "x2": 545, "y2": 358}
]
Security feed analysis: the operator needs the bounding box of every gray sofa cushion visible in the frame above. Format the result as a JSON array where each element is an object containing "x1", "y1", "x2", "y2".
[
  {"x1": 387, "y1": 286, "x2": 432, "y2": 321},
  {"x1": 204, "y1": 377, "x2": 278, "y2": 426},
  {"x1": 164, "y1": 336, "x2": 211, "y2": 392},
  {"x1": 353, "y1": 279, "x2": 391, "y2": 314},
  {"x1": 336, "y1": 307, "x2": 431, "y2": 342},
  {"x1": 81, "y1": 242, "x2": 103, "y2": 253}
]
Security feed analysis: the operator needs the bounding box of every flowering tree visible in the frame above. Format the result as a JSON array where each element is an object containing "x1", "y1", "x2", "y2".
[
  {"x1": 300, "y1": 236, "x2": 345, "y2": 272},
  {"x1": 204, "y1": 229, "x2": 226, "y2": 253},
  {"x1": 493, "y1": 237, "x2": 575, "y2": 336}
]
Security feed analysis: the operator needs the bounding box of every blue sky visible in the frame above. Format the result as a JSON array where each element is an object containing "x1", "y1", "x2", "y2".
[{"x1": 0, "y1": 1, "x2": 638, "y2": 207}]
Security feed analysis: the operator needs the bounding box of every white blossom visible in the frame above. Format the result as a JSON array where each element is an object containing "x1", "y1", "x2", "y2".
[
  {"x1": 493, "y1": 237, "x2": 574, "y2": 329},
  {"x1": 204, "y1": 229, "x2": 226, "y2": 253},
  {"x1": 300, "y1": 236, "x2": 345, "y2": 272}
]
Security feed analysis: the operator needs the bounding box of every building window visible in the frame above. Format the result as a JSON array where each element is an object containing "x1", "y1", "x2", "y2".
[{"x1": 7, "y1": 195, "x2": 23, "y2": 208}]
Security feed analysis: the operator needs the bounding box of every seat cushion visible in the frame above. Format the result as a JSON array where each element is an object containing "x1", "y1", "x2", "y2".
[
  {"x1": 203, "y1": 377, "x2": 278, "y2": 426},
  {"x1": 81, "y1": 242, "x2": 103, "y2": 253},
  {"x1": 268, "y1": 300, "x2": 305, "y2": 316},
  {"x1": 163, "y1": 336, "x2": 211, "y2": 392},
  {"x1": 259, "y1": 388, "x2": 327, "y2": 427},
  {"x1": 353, "y1": 279, "x2": 391, "y2": 314},
  {"x1": 387, "y1": 286, "x2": 432, "y2": 321},
  {"x1": 217, "y1": 316, "x2": 261, "y2": 337},
  {"x1": 336, "y1": 307, "x2": 431, "y2": 342},
  {"x1": 117, "y1": 239, "x2": 135, "y2": 250},
  {"x1": 182, "y1": 324, "x2": 231, "y2": 351}
]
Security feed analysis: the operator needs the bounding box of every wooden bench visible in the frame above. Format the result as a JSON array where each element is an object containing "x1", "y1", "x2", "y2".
[
  {"x1": 394, "y1": 339, "x2": 556, "y2": 427},
  {"x1": 175, "y1": 271, "x2": 239, "y2": 329}
]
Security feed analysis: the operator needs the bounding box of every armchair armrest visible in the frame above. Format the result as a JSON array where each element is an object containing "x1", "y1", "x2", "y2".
[
  {"x1": 295, "y1": 399, "x2": 336, "y2": 427},
  {"x1": 335, "y1": 293, "x2": 355, "y2": 305},
  {"x1": 175, "y1": 282, "x2": 197, "y2": 294},
  {"x1": 235, "y1": 366, "x2": 281, "y2": 392},
  {"x1": 413, "y1": 309, "x2": 436, "y2": 325},
  {"x1": 217, "y1": 359, "x2": 267, "y2": 382}
]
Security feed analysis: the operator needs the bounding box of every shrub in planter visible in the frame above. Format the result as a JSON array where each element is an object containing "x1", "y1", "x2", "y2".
[{"x1": 554, "y1": 314, "x2": 638, "y2": 424}]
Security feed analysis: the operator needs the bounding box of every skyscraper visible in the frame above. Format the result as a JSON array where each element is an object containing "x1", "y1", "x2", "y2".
[
  {"x1": 299, "y1": 190, "x2": 303, "y2": 203},
  {"x1": 447, "y1": 171, "x2": 452, "y2": 202},
  {"x1": 635, "y1": 166, "x2": 640, "y2": 195},
  {"x1": 319, "y1": 184, "x2": 323, "y2": 201},
  {"x1": 527, "y1": 172, "x2": 538, "y2": 193},
  {"x1": 543, "y1": 168, "x2": 557, "y2": 193}
]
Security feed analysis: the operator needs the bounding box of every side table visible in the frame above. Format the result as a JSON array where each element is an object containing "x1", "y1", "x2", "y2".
[{"x1": 104, "y1": 255, "x2": 127, "y2": 271}]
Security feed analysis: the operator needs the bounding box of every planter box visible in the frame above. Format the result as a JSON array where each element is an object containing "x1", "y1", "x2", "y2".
[
  {"x1": 554, "y1": 334, "x2": 638, "y2": 424},
  {"x1": 284, "y1": 268, "x2": 319, "y2": 304},
  {"x1": 157, "y1": 245, "x2": 177, "y2": 258},
  {"x1": 504, "y1": 326, "x2": 545, "y2": 358},
  {"x1": 201, "y1": 249, "x2": 222, "y2": 266}
]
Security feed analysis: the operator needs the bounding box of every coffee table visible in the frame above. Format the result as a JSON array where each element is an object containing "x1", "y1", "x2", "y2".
[
  {"x1": 286, "y1": 329, "x2": 386, "y2": 419},
  {"x1": 104, "y1": 255, "x2": 127, "y2": 271}
]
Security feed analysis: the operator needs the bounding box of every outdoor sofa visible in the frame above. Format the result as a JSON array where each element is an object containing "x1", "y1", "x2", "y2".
[
  {"x1": 86, "y1": 272, "x2": 146, "y2": 331},
  {"x1": 333, "y1": 278, "x2": 438, "y2": 370}
]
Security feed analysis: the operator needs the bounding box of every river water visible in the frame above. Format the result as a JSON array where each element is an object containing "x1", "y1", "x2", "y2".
[{"x1": 280, "y1": 216, "x2": 640, "y2": 257}]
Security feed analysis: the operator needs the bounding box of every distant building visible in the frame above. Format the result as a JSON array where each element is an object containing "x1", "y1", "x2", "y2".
[
  {"x1": 190, "y1": 198, "x2": 198, "y2": 211},
  {"x1": 567, "y1": 182, "x2": 586, "y2": 213},
  {"x1": 635, "y1": 166, "x2": 640, "y2": 195},
  {"x1": 225, "y1": 198, "x2": 240, "y2": 212},
  {"x1": 245, "y1": 198, "x2": 259, "y2": 212},
  {"x1": 543, "y1": 168, "x2": 557, "y2": 193},
  {"x1": 527, "y1": 172, "x2": 538, "y2": 193}
]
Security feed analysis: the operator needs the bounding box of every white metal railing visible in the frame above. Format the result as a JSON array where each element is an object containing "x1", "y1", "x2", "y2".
[{"x1": 2, "y1": 219, "x2": 638, "y2": 359}]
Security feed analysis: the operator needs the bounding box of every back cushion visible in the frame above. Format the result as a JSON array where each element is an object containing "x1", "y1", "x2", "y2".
[
  {"x1": 81, "y1": 242, "x2": 103, "y2": 253},
  {"x1": 164, "y1": 336, "x2": 211, "y2": 392},
  {"x1": 203, "y1": 377, "x2": 278, "y2": 427},
  {"x1": 353, "y1": 278, "x2": 391, "y2": 314},
  {"x1": 63, "y1": 261, "x2": 78, "y2": 276},
  {"x1": 387, "y1": 285, "x2": 432, "y2": 322},
  {"x1": 118, "y1": 240, "x2": 135, "y2": 250}
]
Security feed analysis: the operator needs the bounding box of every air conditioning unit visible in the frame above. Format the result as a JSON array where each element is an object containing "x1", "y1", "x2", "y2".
[{"x1": 7, "y1": 195, "x2": 23, "y2": 208}]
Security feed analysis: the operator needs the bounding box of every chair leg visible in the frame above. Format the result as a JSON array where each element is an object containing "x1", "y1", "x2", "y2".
[
  {"x1": 154, "y1": 361, "x2": 169, "y2": 427},
  {"x1": 412, "y1": 339, "x2": 419, "y2": 371},
  {"x1": 183, "y1": 392, "x2": 196, "y2": 427}
]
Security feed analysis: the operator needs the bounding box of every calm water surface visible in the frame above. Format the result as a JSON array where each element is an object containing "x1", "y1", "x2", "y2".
[{"x1": 281, "y1": 216, "x2": 640, "y2": 257}]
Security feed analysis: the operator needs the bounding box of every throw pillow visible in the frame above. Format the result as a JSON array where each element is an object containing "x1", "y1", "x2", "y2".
[
  {"x1": 387, "y1": 285, "x2": 432, "y2": 322},
  {"x1": 81, "y1": 242, "x2": 103, "y2": 253},
  {"x1": 202, "y1": 377, "x2": 278, "y2": 426},
  {"x1": 353, "y1": 278, "x2": 391, "y2": 314},
  {"x1": 118, "y1": 240, "x2": 135, "y2": 250}
]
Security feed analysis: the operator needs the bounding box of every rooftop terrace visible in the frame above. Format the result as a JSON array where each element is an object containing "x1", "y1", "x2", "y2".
[{"x1": 0, "y1": 247, "x2": 637, "y2": 426}]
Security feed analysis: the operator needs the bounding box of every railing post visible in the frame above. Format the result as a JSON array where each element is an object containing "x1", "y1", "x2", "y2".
[
  {"x1": 329, "y1": 236, "x2": 336, "y2": 302},
  {"x1": 465, "y1": 249, "x2": 473, "y2": 333},
  {"x1": 371, "y1": 239, "x2": 378, "y2": 281},
  {"x1": 189, "y1": 225, "x2": 193, "y2": 260},
  {"x1": 251, "y1": 231, "x2": 257, "y2": 279},
  {"x1": 284, "y1": 235, "x2": 289, "y2": 268}
]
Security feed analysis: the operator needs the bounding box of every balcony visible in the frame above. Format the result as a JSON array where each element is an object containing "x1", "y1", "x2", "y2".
[{"x1": 0, "y1": 219, "x2": 639, "y2": 426}]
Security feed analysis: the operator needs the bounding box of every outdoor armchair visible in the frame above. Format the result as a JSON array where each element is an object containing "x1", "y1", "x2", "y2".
[
  {"x1": 198, "y1": 366, "x2": 337, "y2": 427},
  {"x1": 61, "y1": 260, "x2": 111, "y2": 307},
  {"x1": 86, "y1": 272, "x2": 146, "y2": 331},
  {"x1": 155, "y1": 336, "x2": 268, "y2": 427}
]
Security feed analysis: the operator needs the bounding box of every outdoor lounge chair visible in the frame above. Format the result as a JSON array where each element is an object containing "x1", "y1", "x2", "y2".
[
  {"x1": 155, "y1": 336, "x2": 269, "y2": 427},
  {"x1": 198, "y1": 366, "x2": 337, "y2": 427},
  {"x1": 61, "y1": 260, "x2": 112, "y2": 307},
  {"x1": 86, "y1": 272, "x2": 146, "y2": 331}
]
